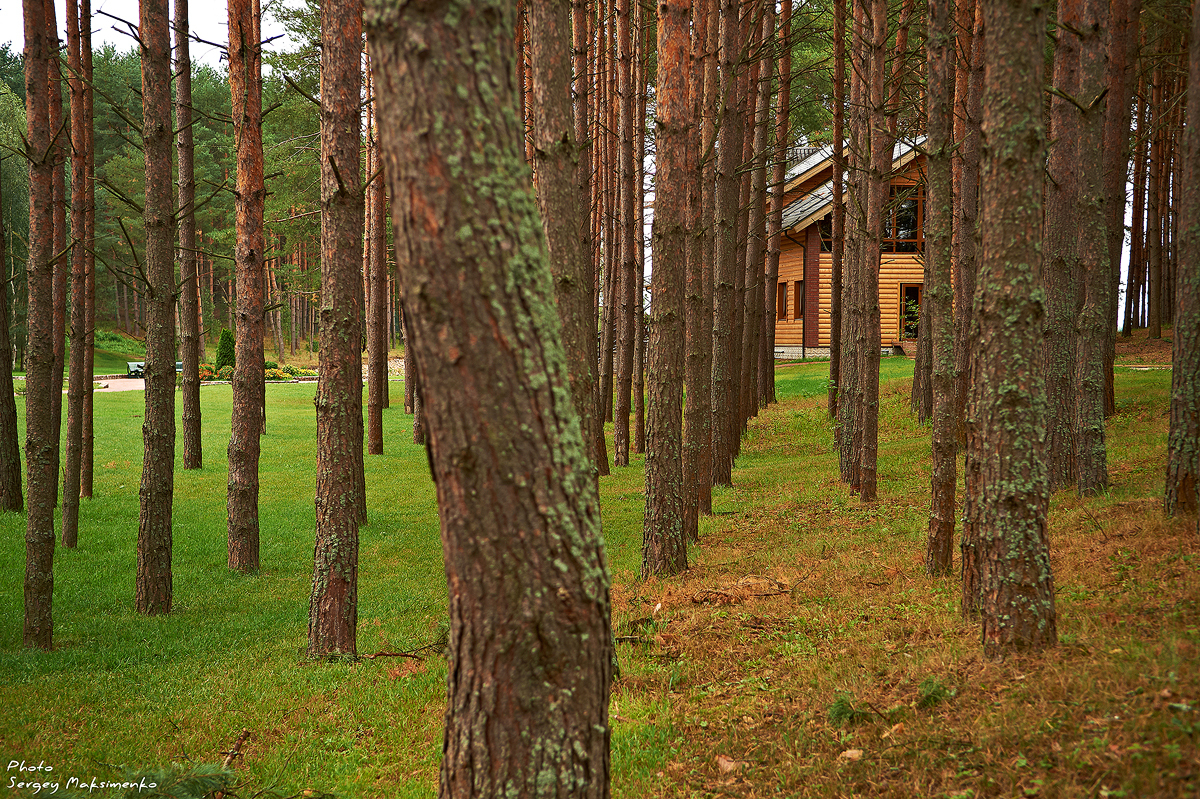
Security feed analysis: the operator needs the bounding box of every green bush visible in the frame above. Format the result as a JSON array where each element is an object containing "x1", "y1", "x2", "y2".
[
  {"x1": 264, "y1": 360, "x2": 278, "y2": 370},
  {"x1": 264, "y1": 368, "x2": 288, "y2": 381},
  {"x1": 198, "y1": 363, "x2": 215, "y2": 381},
  {"x1": 215, "y1": 329, "x2": 236, "y2": 372},
  {"x1": 282, "y1": 364, "x2": 300, "y2": 377},
  {"x1": 216, "y1": 365, "x2": 234, "y2": 381}
]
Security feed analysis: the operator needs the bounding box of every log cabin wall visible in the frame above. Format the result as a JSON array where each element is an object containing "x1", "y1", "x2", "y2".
[{"x1": 773, "y1": 146, "x2": 927, "y2": 352}]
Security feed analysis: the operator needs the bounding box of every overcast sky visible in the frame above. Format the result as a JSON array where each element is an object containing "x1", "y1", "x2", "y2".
[{"x1": 0, "y1": 0, "x2": 292, "y2": 68}]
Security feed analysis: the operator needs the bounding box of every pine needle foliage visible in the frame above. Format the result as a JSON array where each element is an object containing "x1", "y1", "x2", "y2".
[{"x1": 215, "y1": 328, "x2": 236, "y2": 372}]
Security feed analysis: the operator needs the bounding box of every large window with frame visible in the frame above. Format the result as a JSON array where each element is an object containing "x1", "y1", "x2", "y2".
[
  {"x1": 777, "y1": 282, "x2": 787, "y2": 320},
  {"x1": 815, "y1": 184, "x2": 925, "y2": 253},
  {"x1": 883, "y1": 184, "x2": 924, "y2": 253},
  {"x1": 794, "y1": 281, "x2": 805, "y2": 323}
]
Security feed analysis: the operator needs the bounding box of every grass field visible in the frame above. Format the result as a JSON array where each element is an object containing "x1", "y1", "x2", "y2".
[{"x1": 0, "y1": 357, "x2": 1195, "y2": 798}]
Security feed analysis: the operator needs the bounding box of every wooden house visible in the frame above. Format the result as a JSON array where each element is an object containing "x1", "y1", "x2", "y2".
[{"x1": 773, "y1": 140, "x2": 926, "y2": 357}]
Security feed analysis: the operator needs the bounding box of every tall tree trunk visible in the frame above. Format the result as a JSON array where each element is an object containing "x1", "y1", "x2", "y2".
[
  {"x1": 762, "y1": 0, "x2": 791, "y2": 410},
  {"x1": 712, "y1": 0, "x2": 746, "y2": 486},
  {"x1": 366, "y1": 68, "x2": 389, "y2": 456},
  {"x1": 23, "y1": 0, "x2": 57, "y2": 649},
  {"x1": 729, "y1": 32, "x2": 752, "y2": 455},
  {"x1": 830, "y1": 0, "x2": 846, "y2": 420},
  {"x1": 227, "y1": 0, "x2": 266, "y2": 573},
  {"x1": 178, "y1": 0, "x2": 203, "y2": 471},
  {"x1": 530, "y1": 0, "x2": 599, "y2": 481},
  {"x1": 578, "y1": 0, "x2": 608, "y2": 477},
  {"x1": 1042, "y1": 0, "x2": 1083, "y2": 491},
  {"x1": 953, "y1": 0, "x2": 982, "y2": 443},
  {"x1": 684, "y1": 0, "x2": 714, "y2": 542},
  {"x1": 1102, "y1": 0, "x2": 1141, "y2": 413},
  {"x1": 1125, "y1": 85, "x2": 1148, "y2": 336},
  {"x1": 633, "y1": 18, "x2": 647, "y2": 457},
  {"x1": 136, "y1": 0, "x2": 176, "y2": 615},
  {"x1": 1148, "y1": 50, "x2": 1164, "y2": 339},
  {"x1": 0, "y1": 169, "x2": 21, "y2": 512},
  {"x1": 958, "y1": 0, "x2": 985, "y2": 614},
  {"x1": 1072, "y1": 0, "x2": 1111, "y2": 494},
  {"x1": 1165, "y1": 0, "x2": 1200, "y2": 517},
  {"x1": 856, "y1": 0, "x2": 887, "y2": 502},
  {"x1": 974, "y1": 0, "x2": 1056, "y2": 656},
  {"x1": 50, "y1": 0, "x2": 66, "y2": 512},
  {"x1": 613, "y1": 0, "x2": 636, "y2": 467},
  {"x1": 62, "y1": 0, "x2": 88, "y2": 546},
  {"x1": 644, "y1": 0, "x2": 689, "y2": 578},
  {"x1": 367, "y1": 3, "x2": 612, "y2": 795},
  {"x1": 80, "y1": 8, "x2": 95, "y2": 500},
  {"x1": 741, "y1": 1, "x2": 772, "y2": 428},
  {"x1": 838, "y1": 0, "x2": 867, "y2": 486},
  {"x1": 926, "y1": 0, "x2": 956, "y2": 574},
  {"x1": 309, "y1": 0, "x2": 364, "y2": 657}
]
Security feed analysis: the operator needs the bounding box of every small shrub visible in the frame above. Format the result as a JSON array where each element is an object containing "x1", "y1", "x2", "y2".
[
  {"x1": 282, "y1": 364, "x2": 301, "y2": 377},
  {"x1": 198, "y1": 363, "x2": 215, "y2": 381},
  {"x1": 310, "y1": 339, "x2": 319, "y2": 352},
  {"x1": 265, "y1": 368, "x2": 288, "y2": 380},
  {"x1": 216, "y1": 365, "x2": 234, "y2": 381},
  {"x1": 828, "y1": 692, "x2": 871, "y2": 726},
  {"x1": 264, "y1": 360, "x2": 278, "y2": 370},
  {"x1": 215, "y1": 329, "x2": 236, "y2": 372},
  {"x1": 296, "y1": 367, "x2": 317, "y2": 377},
  {"x1": 917, "y1": 677, "x2": 955, "y2": 709}
]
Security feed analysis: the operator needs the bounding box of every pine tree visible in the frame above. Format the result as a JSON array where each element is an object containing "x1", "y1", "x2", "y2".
[{"x1": 366, "y1": 2, "x2": 612, "y2": 793}]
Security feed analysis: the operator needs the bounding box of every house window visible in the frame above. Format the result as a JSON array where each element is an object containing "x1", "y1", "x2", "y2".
[
  {"x1": 794, "y1": 281, "x2": 805, "y2": 323},
  {"x1": 818, "y1": 216, "x2": 833, "y2": 252},
  {"x1": 777, "y1": 282, "x2": 787, "y2": 320},
  {"x1": 901, "y1": 283, "x2": 922, "y2": 340},
  {"x1": 883, "y1": 185, "x2": 924, "y2": 253}
]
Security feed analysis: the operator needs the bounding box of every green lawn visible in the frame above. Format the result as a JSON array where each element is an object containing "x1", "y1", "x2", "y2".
[{"x1": 0, "y1": 361, "x2": 1194, "y2": 798}]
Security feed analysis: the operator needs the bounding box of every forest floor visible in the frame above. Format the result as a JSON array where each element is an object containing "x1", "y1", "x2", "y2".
[
  {"x1": 0, "y1": 349, "x2": 1194, "y2": 799},
  {"x1": 606, "y1": 345, "x2": 1197, "y2": 798}
]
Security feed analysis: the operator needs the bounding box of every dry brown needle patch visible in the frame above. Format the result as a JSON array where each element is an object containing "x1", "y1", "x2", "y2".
[{"x1": 608, "y1": 362, "x2": 1198, "y2": 799}]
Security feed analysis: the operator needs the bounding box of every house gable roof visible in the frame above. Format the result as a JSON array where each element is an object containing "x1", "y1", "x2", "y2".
[{"x1": 780, "y1": 136, "x2": 927, "y2": 235}]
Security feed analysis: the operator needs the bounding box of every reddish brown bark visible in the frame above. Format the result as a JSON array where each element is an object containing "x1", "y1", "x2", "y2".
[
  {"x1": 711, "y1": 0, "x2": 747, "y2": 486},
  {"x1": 0, "y1": 167, "x2": 21, "y2": 513},
  {"x1": 953, "y1": 0, "x2": 983, "y2": 445},
  {"x1": 24, "y1": 0, "x2": 57, "y2": 649},
  {"x1": 367, "y1": 2, "x2": 612, "y2": 793},
  {"x1": 366, "y1": 66, "x2": 388, "y2": 457},
  {"x1": 178, "y1": 0, "x2": 202, "y2": 471},
  {"x1": 1042, "y1": 0, "x2": 1083, "y2": 491},
  {"x1": 762, "y1": 0, "x2": 791, "y2": 410},
  {"x1": 62, "y1": 0, "x2": 89, "y2": 546},
  {"x1": 684, "y1": 0, "x2": 718, "y2": 538},
  {"x1": 926, "y1": 0, "x2": 956, "y2": 574},
  {"x1": 613, "y1": 0, "x2": 636, "y2": 467},
  {"x1": 529, "y1": 0, "x2": 599, "y2": 480},
  {"x1": 309, "y1": 0, "x2": 364, "y2": 657},
  {"x1": 829, "y1": 0, "x2": 846, "y2": 420},
  {"x1": 1165, "y1": 2, "x2": 1200, "y2": 517},
  {"x1": 741, "y1": 1, "x2": 772, "y2": 429},
  {"x1": 1072, "y1": 0, "x2": 1111, "y2": 493},
  {"x1": 227, "y1": 0, "x2": 265, "y2": 572},
  {"x1": 1103, "y1": 0, "x2": 1142, "y2": 411},
  {"x1": 644, "y1": 0, "x2": 690, "y2": 578},
  {"x1": 856, "y1": 0, "x2": 887, "y2": 502},
  {"x1": 49, "y1": 0, "x2": 66, "y2": 511},
  {"x1": 136, "y1": 0, "x2": 175, "y2": 615}
]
